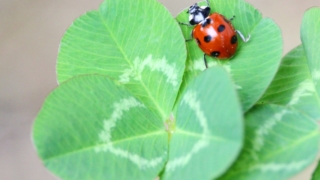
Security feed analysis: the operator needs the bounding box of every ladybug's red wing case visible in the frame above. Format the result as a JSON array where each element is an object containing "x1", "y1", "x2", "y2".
[
  {"x1": 192, "y1": 13, "x2": 238, "y2": 59},
  {"x1": 183, "y1": 0, "x2": 250, "y2": 68}
]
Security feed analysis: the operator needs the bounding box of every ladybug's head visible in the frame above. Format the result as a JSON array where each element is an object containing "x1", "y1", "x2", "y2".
[{"x1": 187, "y1": 3, "x2": 211, "y2": 25}]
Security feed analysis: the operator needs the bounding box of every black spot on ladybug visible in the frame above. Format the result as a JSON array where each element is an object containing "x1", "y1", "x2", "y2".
[
  {"x1": 201, "y1": 18, "x2": 211, "y2": 27},
  {"x1": 204, "y1": 35, "x2": 212, "y2": 43},
  {"x1": 211, "y1": 51, "x2": 220, "y2": 57},
  {"x1": 217, "y1": 25, "x2": 225, "y2": 32},
  {"x1": 196, "y1": 38, "x2": 201, "y2": 45},
  {"x1": 231, "y1": 35, "x2": 237, "y2": 44}
]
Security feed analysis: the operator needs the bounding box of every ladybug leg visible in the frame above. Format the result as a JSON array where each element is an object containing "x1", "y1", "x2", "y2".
[
  {"x1": 178, "y1": 22, "x2": 193, "y2": 27},
  {"x1": 204, "y1": 54, "x2": 208, "y2": 69},
  {"x1": 236, "y1": 30, "x2": 251, "y2": 42},
  {"x1": 206, "y1": 0, "x2": 210, "y2": 7},
  {"x1": 178, "y1": 22, "x2": 194, "y2": 41},
  {"x1": 185, "y1": 31, "x2": 193, "y2": 42},
  {"x1": 229, "y1": 15, "x2": 236, "y2": 21}
]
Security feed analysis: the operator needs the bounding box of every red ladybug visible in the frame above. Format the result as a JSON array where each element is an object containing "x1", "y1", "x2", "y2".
[{"x1": 180, "y1": 0, "x2": 250, "y2": 68}]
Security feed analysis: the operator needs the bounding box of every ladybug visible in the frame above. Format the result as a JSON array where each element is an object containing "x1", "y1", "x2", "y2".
[{"x1": 180, "y1": 0, "x2": 250, "y2": 68}]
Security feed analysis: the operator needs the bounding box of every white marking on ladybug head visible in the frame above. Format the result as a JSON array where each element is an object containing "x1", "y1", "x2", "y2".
[
  {"x1": 200, "y1": 6, "x2": 208, "y2": 9},
  {"x1": 187, "y1": 3, "x2": 198, "y2": 14},
  {"x1": 190, "y1": 13, "x2": 205, "y2": 24},
  {"x1": 187, "y1": 3, "x2": 210, "y2": 25}
]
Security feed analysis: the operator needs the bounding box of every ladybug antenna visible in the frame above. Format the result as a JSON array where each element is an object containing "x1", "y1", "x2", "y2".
[{"x1": 206, "y1": 0, "x2": 210, "y2": 7}]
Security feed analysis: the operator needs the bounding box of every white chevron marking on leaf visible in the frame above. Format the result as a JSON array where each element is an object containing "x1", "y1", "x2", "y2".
[
  {"x1": 119, "y1": 55, "x2": 178, "y2": 89},
  {"x1": 182, "y1": 91, "x2": 210, "y2": 135},
  {"x1": 250, "y1": 158, "x2": 312, "y2": 172},
  {"x1": 187, "y1": 58, "x2": 206, "y2": 71},
  {"x1": 166, "y1": 139, "x2": 209, "y2": 171},
  {"x1": 95, "y1": 97, "x2": 164, "y2": 169},
  {"x1": 98, "y1": 97, "x2": 144, "y2": 143},
  {"x1": 188, "y1": 59, "x2": 241, "y2": 89},
  {"x1": 312, "y1": 70, "x2": 320, "y2": 82},
  {"x1": 119, "y1": 68, "x2": 134, "y2": 83},
  {"x1": 252, "y1": 110, "x2": 288, "y2": 152},
  {"x1": 187, "y1": 59, "x2": 231, "y2": 72},
  {"x1": 288, "y1": 79, "x2": 315, "y2": 105},
  {"x1": 166, "y1": 90, "x2": 210, "y2": 171}
]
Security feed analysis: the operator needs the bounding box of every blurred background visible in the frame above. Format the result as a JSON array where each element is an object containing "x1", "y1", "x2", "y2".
[{"x1": 0, "y1": 0, "x2": 319, "y2": 179}]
